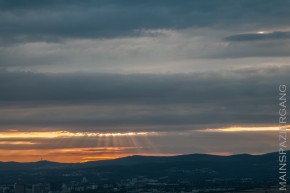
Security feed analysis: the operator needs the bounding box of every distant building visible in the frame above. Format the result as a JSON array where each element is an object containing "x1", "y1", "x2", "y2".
[
  {"x1": 32, "y1": 184, "x2": 50, "y2": 193},
  {"x1": 81, "y1": 177, "x2": 88, "y2": 184},
  {"x1": 0, "y1": 186, "x2": 11, "y2": 193},
  {"x1": 14, "y1": 184, "x2": 26, "y2": 193},
  {"x1": 60, "y1": 184, "x2": 70, "y2": 193}
]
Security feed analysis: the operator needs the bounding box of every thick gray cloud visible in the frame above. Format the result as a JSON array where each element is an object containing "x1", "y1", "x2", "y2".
[
  {"x1": 0, "y1": 68, "x2": 285, "y2": 104},
  {"x1": 0, "y1": 67, "x2": 288, "y2": 132},
  {"x1": 207, "y1": 31, "x2": 290, "y2": 58},
  {"x1": 0, "y1": 0, "x2": 289, "y2": 72},
  {"x1": 0, "y1": 0, "x2": 290, "y2": 44}
]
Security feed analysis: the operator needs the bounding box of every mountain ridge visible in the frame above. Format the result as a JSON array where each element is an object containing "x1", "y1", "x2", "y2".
[{"x1": 0, "y1": 150, "x2": 287, "y2": 170}]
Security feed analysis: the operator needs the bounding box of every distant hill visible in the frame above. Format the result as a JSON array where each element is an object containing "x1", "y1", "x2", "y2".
[
  {"x1": 0, "y1": 151, "x2": 289, "y2": 186},
  {"x1": 0, "y1": 151, "x2": 287, "y2": 170}
]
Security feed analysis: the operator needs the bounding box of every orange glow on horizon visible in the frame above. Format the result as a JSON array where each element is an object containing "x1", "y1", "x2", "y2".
[
  {"x1": 0, "y1": 130, "x2": 160, "y2": 163},
  {"x1": 0, "y1": 141, "x2": 37, "y2": 145},
  {"x1": 0, "y1": 125, "x2": 286, "y2": 163},
  {"x1": 0, "y1": 147, "x2": 176, "y2": 163}
]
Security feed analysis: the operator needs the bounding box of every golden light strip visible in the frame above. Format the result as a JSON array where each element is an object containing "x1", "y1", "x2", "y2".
[
  {"x1": 0, "y1": 131, "x2": 155, "y2": 139},
  {"x1": 202, "y1": 125, "x2": 290, "y2": 132},
  {"x1": 0, "y1": 141, "x2": 37, "y2": 145}
]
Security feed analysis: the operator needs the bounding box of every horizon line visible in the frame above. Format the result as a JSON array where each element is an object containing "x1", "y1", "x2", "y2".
[{"x1": 1, "y1": 150, "x2": 287, "y2": 164}]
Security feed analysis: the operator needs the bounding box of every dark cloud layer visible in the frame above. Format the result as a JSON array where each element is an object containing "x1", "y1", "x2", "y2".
[
  {"x1": 0, "y1": 68, "x2": 286, "y2": 104},
  {"x1": 0, "y1": 67, "x2": 288, "y2": 131},
  {"x1": 1, "y1": 0, "x2": 290, "y2": 43},
  {"x1": 224, "y1": 31, "x2": 290, "y2": 42}
]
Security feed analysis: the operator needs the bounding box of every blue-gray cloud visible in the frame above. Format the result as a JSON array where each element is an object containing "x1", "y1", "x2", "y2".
[
  {"x1": 0, "y1": 67, "x2": 288, "y2": 132},
  {"x1": 224, "y1": 31, "x2": 290, "y2": 42},
  {"x1": 1, "y1": 0, "x2": 290, "y2": 43}
]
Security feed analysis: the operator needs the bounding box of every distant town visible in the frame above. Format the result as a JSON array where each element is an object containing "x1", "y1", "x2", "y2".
[
  {"x1": 0, "y1": 152, "x2": 288, "y2": 193},
  {"x1": 0, "y1": 176, "x2": 284, "y2": 193}
]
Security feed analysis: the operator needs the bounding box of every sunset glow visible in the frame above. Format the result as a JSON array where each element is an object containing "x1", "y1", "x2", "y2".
[
  {"x1": 0, "y1": 130, "x2": 159, "y2": 162},
  {"x1": 0, "y1": 126, "x2": 286, "y2": 163},
  {"x1": 202, "y1": 125, "x2": 290, "y2": 132},
  {"x1": 0, "y1": 131, "x2": 153, "y2": 139}
]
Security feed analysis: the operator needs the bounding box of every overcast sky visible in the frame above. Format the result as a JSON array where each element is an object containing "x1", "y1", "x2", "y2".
[{"x1": 0, "y1": 0, "x2": 289, "y2": 162}]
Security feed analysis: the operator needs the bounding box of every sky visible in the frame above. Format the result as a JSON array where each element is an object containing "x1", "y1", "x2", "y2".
[{"x1": 0, "y1": 0, "x2": 289, "y2": 163}]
